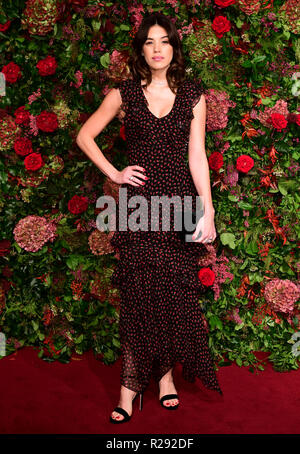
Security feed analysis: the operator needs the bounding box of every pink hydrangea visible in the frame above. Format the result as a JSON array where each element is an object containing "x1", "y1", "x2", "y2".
[
  {"x1": 264, "y1": 278, "x2": 300, "y2": 313},
  {"x1": 13, "y1": 215, "x2": 57, "y2": 252},
  {"x1": 88, "y1": 229, "x2": 114, "y2": 255},
  {"x1": 224, "y1": 163, "x2": 239, "y2": 187},
  {"x1": 258, "y1": 100, "x2": 289, "y2": 129},
  {"x1": 205, "y1": 88, "x2": 236, "y2": 132}
]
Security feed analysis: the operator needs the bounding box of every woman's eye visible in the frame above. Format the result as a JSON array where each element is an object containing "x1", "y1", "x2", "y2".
[{"x1": 145, "y1": 41, "x2": 169, "y2": 45}]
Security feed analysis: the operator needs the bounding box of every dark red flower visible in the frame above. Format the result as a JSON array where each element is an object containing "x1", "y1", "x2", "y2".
[
  {"x1": 78, "y1": 112, "x2": 90, "y2": 124},
  {"x1": 0, "y1": 239, "x2": 11, "y2": 257},
  {"x1": 14, "y1": 106, "x2": 30, "y2": 126},
  {"x1": 198, "y1": 267, "x2": 215, "y2": 286},
  {"x1": 236, "y1": 154, "x2": 254, "y2": 173},
  {"x1": 192, "y1": 17, "x2": 206, "y2": 32},
  {"x1": 1, "y1": 62, "x2": 22, "y2": 84},
  {"x1": 68, "y1": 195, "x2": 89, "y2": 215},
  {"x1": 24, "y1": 152, "x2": 44, "y2": 171},
  {"x1": 212, "y1": 16, "x2": 231, "y2": 38},
  {"x1": 36, "y1": 55, "x2": 58, "y2": 76},
  {"x1": 0, "y1": 20, "x2": 11, "y2": 33},
  {"x1": 36, "y1": 111, "x2": 59, "y2": 132},
  {"x1": 14, "y1": 137, "x2": 33, "y2": 156},
  {"x1": 295, "y1": 114, "x2": 300, "y2": 127},
  {"x1": 208, "y1": 151, "x2": 224, "y2": 171},
  {"x1": 271, "y1": 113, "x2": 287, "y2": 131},
  {"x1": 214, "y1": 0, "x2": 235, "y2": 6}
]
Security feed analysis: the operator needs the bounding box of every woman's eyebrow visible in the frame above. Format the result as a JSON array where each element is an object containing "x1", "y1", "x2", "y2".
[{"x1": 145, "y1": 35, "x2": 169, "y2": 40}]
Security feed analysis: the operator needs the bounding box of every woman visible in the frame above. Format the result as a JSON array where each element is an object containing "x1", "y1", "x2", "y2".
[{"x1": 76, "y1": 12, "x2": 223, "y2": 424}]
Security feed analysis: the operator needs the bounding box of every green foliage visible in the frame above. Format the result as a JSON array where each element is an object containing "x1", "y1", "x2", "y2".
[{"x1": 0, "y1": 1, "x2": 299, "y2": 377}]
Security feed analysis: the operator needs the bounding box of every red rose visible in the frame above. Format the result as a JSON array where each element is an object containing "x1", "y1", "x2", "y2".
[
  {"x1": 198, "y1": 267, "x2": 215, "y2": 286},
  {"x1": 36, "y1": 55, "x2": 58, "y2": 76},
  {"x1": 0, "y1": 20, "x2": 11, "y2": 33},
  {"x1": 208, "y1": 151, "x2": 224, "y2": 171},
  {"x1": 68, "y1": 195, "x2": 89, "y2": 214},
  {"x1": 271, "y1": 113, "x2": 287, "y2": 131},
  {"x1": 14, "y1": 106, "x2": 30, "y2": 126},
  {"x1": 1, "y1": 62, "x2": 22, "y2": 84},
  {"x1": 0, "y1": 239, "x2": 11, "y2": 257},
  {"x1": 236, "y1": 154, "x2": 254, "y2": 173},
  {"x1": 24, "y1": 152, "x2": 44, "y2": 171},
  {"x1": 214, "y1": 0, "x2": 235, "y2": 6},
  {"x1": 212, "y1": 16, "x2": 231, "y2": 38},
  {"x1": 36, "y1": 111, "x2": 59, "y2": 132},
  {"x1": 296, "y1": 115, "x2": 300, "y2": 126},
  {"x1": 14, "y1": 137, "x2": 33, "y2": 156}
]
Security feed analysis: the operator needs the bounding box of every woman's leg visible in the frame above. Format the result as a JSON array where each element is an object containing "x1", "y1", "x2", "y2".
[
  {"x1": 158, "y1": 367, "x2": 179, "y2": 407},
  {"x1": 110, "y1": 385, "x2": 138, "y2": 421}
]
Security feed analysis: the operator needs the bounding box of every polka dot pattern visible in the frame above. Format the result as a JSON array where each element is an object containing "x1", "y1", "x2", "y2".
[{"x1": 110, "y1": 78, "x2": 223, "y2": 396}]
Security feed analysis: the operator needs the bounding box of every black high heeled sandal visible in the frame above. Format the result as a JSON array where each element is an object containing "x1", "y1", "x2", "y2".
[
  {"x1": 159, "y1": 393, "x2": 179, "y2": 410},
  {"x1": 109, "y1": 391, "x2": 143, "y2": 424}
]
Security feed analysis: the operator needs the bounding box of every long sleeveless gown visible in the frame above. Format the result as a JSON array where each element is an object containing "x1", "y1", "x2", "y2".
[{"x1": 109, "y1": 77, "x2": 223, "y2": 396}]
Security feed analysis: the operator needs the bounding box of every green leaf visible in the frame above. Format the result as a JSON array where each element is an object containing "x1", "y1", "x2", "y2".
[
  {"x1": 236, "y1": 18, "x2": 244, "y2": 29},
  {"x1": 32, "y1": 320, "x2": 39, "y2": 331},
  {"x1": 220, "y1": 232, "x2": 236, "y2": 249},
  {"x1": 228, "y1": 195, "x2": 239, "y2": 202},
  {"x1": 238, "y1": 201, "x2": 253, "y2": 210},
  {"x1": 245, "y1": 240, "x2": 258, "y2": 255},
  {"x1": 38, "y1": 332, "x2": 45, "y2": 341},
  {"x1": 236, "y1": 357, "x2": 243, "y2": 367},
  {"x1": 261, "y1": 97, "x2": 272, "y2": 105},
  {"x1": 75, "y1": 334, "x2": 84, "y2": 344},
  {"x1": 100, "y1": 52, "x2": 110, "y2": 68},
  {"x1": 209, "y1": 315, "x2": 223, "y2": 330},
  {"x1": 66, "y1": 255, "x2": 84, "y2": 270},
  {"x1": 112, "y1": 337, "x2": 120, "y2": 348},
  {"x1": 234, "y1": 322, "x2": 244, "y2": 330},
  {"x1": 278, "y1": 179, "x2": 299, "y2": 195}
]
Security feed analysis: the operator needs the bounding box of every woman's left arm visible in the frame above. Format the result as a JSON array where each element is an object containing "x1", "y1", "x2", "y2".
[{"x1": 188, "y1": 94, "x2": 216, "y2": 243}]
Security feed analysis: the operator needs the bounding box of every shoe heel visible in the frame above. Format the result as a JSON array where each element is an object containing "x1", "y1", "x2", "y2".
[{"x1": 139, "y1": 392, "x2": 143, "y2": 411}]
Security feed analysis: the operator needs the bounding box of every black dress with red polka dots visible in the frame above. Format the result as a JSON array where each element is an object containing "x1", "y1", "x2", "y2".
[{"x1": 110, "y1": 77, "x2": 223, "y2": 396}]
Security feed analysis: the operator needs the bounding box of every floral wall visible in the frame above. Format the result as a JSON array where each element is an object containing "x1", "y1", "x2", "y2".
[{"x1": 0, "y1": 0, "x2": 299, "y2": 372}]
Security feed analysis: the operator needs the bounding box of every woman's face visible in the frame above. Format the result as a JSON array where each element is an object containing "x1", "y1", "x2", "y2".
[{"x1": 142, "y1": 25, "x2": 173, "y2": 72}]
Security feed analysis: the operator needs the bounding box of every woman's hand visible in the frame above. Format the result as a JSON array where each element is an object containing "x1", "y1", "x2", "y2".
[
  {"x1": 192, "y1": 211, "x2": 217, "y2": 243},
  {"x1": 111, "y1": 165, "x2": 148, "y2": 187}
]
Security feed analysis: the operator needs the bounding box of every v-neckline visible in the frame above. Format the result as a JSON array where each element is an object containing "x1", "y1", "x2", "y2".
[{"x1": 137, "y1": 80, "x2": 182, "y2": 120}]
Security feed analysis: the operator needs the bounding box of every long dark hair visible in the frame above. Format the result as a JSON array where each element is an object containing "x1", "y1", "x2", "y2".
[{"x1": 128, "y1": 12, "x2": 187, "y2": 94}]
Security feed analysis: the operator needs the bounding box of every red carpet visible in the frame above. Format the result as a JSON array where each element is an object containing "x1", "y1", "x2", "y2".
[{"x1": 0, "y1": 346, "x2": 299, "y2": 434}]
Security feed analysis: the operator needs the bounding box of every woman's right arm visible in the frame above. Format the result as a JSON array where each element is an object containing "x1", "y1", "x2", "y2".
[
  {"x1": 75, "y1": 87, "x2": 122, "y2": 182},
  {"x1": 76, "y1": 87, "x2": 146, "y2": 186}
]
